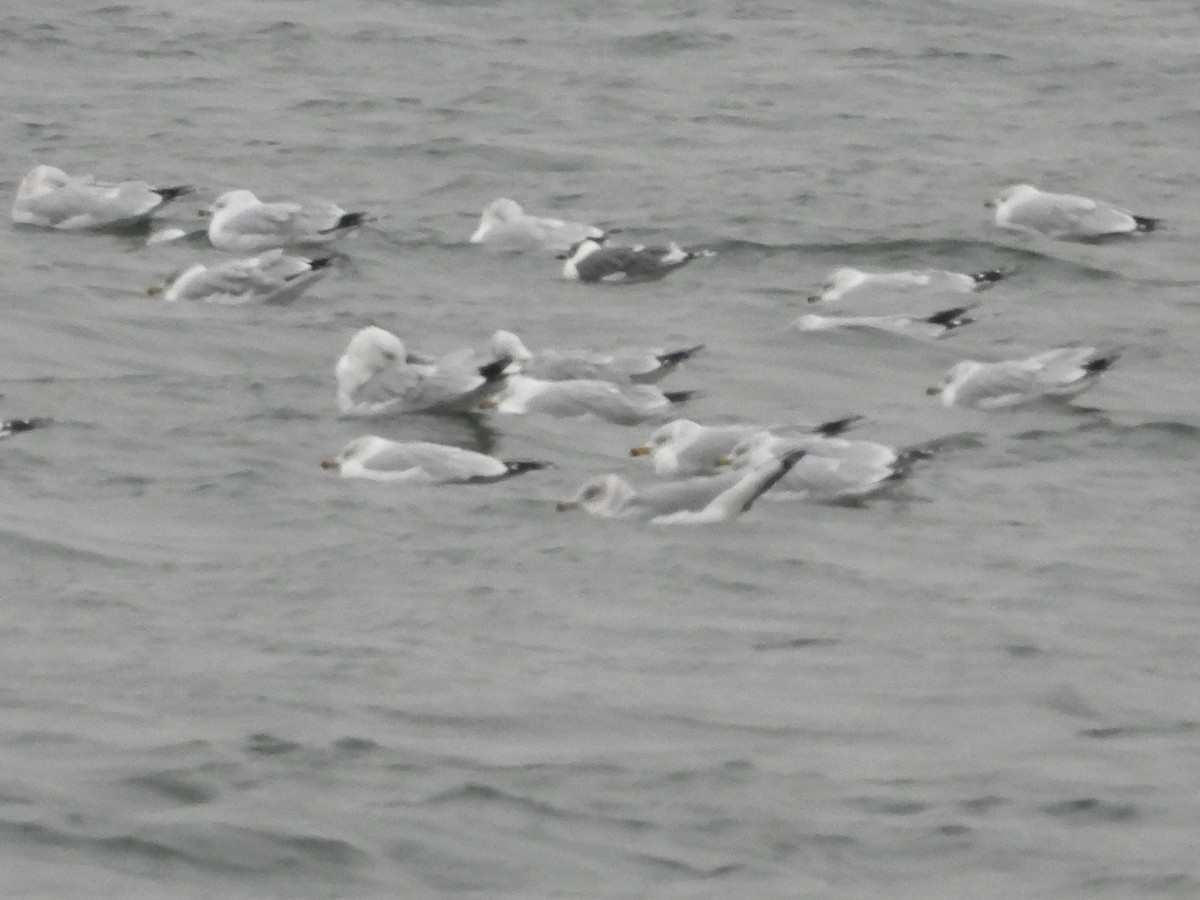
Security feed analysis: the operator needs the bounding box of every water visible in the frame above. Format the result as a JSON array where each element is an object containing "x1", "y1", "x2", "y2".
[{"x1": 3, "y1": 0, "x2": 1200, "y2": 896}]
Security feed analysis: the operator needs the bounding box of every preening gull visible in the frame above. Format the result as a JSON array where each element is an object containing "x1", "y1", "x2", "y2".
[
  {"x1": 927, "y1": 346, "x2": 1120, "y2": 409},
  {"x1": 986, "y1": 184, "x2": 1157, "y2": 240},
  {"x1": 0, "y1": 417, "x2": 50, "y2": 439},
  {"x1": 483, "y1": 374, "x2": 695, "y2": 425},
  {"x1": 558, "y1": 234, "x2": 714, "y2": 284},
  {"x1": 555, "y1": 449, "x2": 808, "y2": 525},
  {"x1": 320, "y1": 435, "x2": 549, "y2": 483},
  {"x1": 629, "y1": 416, "x2": 862, "y2": 477},
  {"x1": 794, "y1": 304, "x2": 977, "y2": 339},
  {"x1": 807, "y1": 266, "x2": 1004, "y2": 304},
  {"x1": 336, "y1": 326, "x2": 512, "y2": 417},
  {"x1": 469, "y1": 198, "x2": 603, "y2": 252},
  {"x1": 12, "y1": 164, "x2": 192, "y2": 230},
  {"x1": 716, "y1": 430, "x2": 915, "y2": 501},
  {"x1": 147, "y1": 249, "x2": 334, "y2": 305},
  {"x1": 489, "y1": 330, "x2": 704, "y2": 385},
  {"x1": 203, "y1": 189, "x2": 366, "y2": 252}
]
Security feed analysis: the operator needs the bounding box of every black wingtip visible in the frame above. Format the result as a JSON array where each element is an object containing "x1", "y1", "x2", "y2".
[
  {"x1": 971, "y1": 269, "x2": 1005, "y2": 285},
  {"x1": 814, "y1": 415, "x2": 863, "y2": 437},
  {"x1": 740, "y1": 448, "x2": 807, "y2": 513},
  {"x1": 502, "y1": 460, "x2": 553, "y2": 476},
  {"x1": 1133, "y1": 215, "x2": 1158, "y2": 233},
  {"x1": 924, "y1": 305, "x2": 977, "y2": 330},
  {"x1": 662, "y1": 390, "x2": 698, "y2": 405},
  {"x1": 477, "y1": 355, "x2": 513, "y2": 382},
  {"x1": 308, "y1": 256, "x2": 336, "y2": 271},
  {"x1": 154, "y1": 185, "x2": 194, "y2": 203},
  {"x1": 655, "y1": 343, "x2": 706, "y2": 367},
  {"x1": 335, "y1": 211, "x2": 367, "y2": 230},
  {"x1": 0, "y1": 416, "x2": 51, "y2": 437}
]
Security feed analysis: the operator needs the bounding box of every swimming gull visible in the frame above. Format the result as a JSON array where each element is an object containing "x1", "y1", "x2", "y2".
[
  {"x1": 482, "y1": 374, "x2": 695, "y2": 425},
  {"x1": 202, "y1": 189, "x2": 367, "y2": 252},
  {"x1": 336, "y1": 326, "x2": 512, "y2": 417},
  {"x1": 715, "y1": 430, "x2": 915, "y2": 501},
  {"x1": 469, "y1": 198, "x2": 604, "y2": 252},
  {"x1": 12, "y1": 164, "x2": 192, "y2": 230},
  {"x1": 147, "y1": 249, "x2": 334, "y2": 305},
  {"x1": 0, "y1": 417, "x2": 50, "y2": 440},
  {"x1": 807, "y1": 266, "x2": 1004, "y2": 304},
  {"x1": 628, "y1": 416, "x2": 862, "y2": 477},
  {"x1": 558, "y1": 234, "x2": 714, "y2": 284},
  {"x1": 795, "y1": 304, "x2": 977, "y2": 339},
  {"x1": 986, "y1": 184, "x2": 1157, "y2": 240},
  {"x1": 927, "y1": 346, "x2": 1120, "y2": 409},
  {"x1": 489, "y1": 330, "x2": 704, "y2": 385},
  {"x1": 555, "y1": 449, "x2": 808, "y2": 524},
  {"x1": 320, "y1": 434, "x2": 548, "y2": 483}
]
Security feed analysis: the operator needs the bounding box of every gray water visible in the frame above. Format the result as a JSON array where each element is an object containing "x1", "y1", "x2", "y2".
[{"x1": 3, "y1": 1, "x2": 1200, "y2": 897}]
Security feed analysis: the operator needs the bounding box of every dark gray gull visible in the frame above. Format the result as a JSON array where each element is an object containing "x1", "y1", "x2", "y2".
[
  {"x1": 148, "y1": 249, "x2": 334, "y2": 305},
  {"x1": 986, "y1": 184, "x2": 1157, "y2": 240},
  {"x1": 12, "y1": 164, "x2": 192, "y2": 230},
  {"x1": 468, "y1": 198, "x2": 603, "y2": 253},
  {"x1": 928, "y1": 346, "x2": 1120, "y2": 409},
  {"x1": 203, "y1": 189, "x2": 366, "y2": 252},
  {"x1": 557, "y1": 234, "x2": 714, "y2": 284},
  {"x1": 555, "y1": 448, "x2": 808, "y2": 525},
  {"x1": 320, "y1": 435, "x2": 548, "y2": 483},
  {"x1": 335, "y1": 326, "x2": 512, "y2": 417},
  {"x1": 489, "y1": 330, "x2": 704, "y2": 385}
]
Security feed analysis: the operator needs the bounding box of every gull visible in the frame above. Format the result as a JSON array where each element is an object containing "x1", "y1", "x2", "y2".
[
  {"x1": 320, "y1": 434, "x2": 549, "y2": 483},
  {"x1": 12, "y1": 164, "x2": 192, "y2": 230},
  {"x1": 468, "y1": 198, "x2": 603, "y2": 252},
  {"x1": 715, "y1": 431, "x2": 914, "y2": 502},
  {"x1": 794, "y1": 304, "x2": 977, "y2": 339},
  {"x1": 807, "y1": 266, "x2": 1005, "y2": 304},
  {"x1": 629, "y1": 416, "x2": 863, "y2": 477},
  {"x1": 488, "y1": 330, "x2": 704, "y2": 385},
  {"x1": 336, "y1": 326, "x2": 512, "y2": 417},
  {"x1": 0, "y1": 417, "x2": 50, "y2": 439},
  {"x1": 927, "y1": 346, "x2": 1120, "y2": 409},
  {"x1": 147, "y1": 249, "x2": 334, "y2": 305},
  {"x1": 483, "y1": 375, "x2": 696, "y2": 425},
  {"x1": 555, "y1": 449, "x2": 808, "y2": 525},
  {"x1": 986, "y1": 184, "x2": 1157, "y2": 240},
  {"x1": 202, "y1": 189, "x2": 367, "y2": 252},
  {"x1": 558, "y1": 234, "x2": 714, "y2": 284}
]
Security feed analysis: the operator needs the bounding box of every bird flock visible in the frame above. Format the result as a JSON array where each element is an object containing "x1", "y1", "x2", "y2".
[{"x1": 8, "y1": 166, "x2": 1155, "y2": 524}]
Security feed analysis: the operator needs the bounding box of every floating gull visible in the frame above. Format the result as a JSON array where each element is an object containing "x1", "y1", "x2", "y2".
[
  {"x1": 336, "y1": 326, "x2": 512, "y2": 417},
  {"x1": 629, "y1": 416, "x2": 862, "y2": 477},
  {"x1": 489, "y1": 330, "x2": 704, "y2": 385},
  {"x1": 928, "y1": 346, "x2": 1120, "y2": 409},
  {"x1": 0, "y1": 417, "x2": 50, "y2": 439},
  {"x1": 147, "y1": 249, "x2": 334, "y2": 305},
  {"x1": 558, "y1": 234, "x2": 714, "y2": 284},
  {"x1": 12, "y1": 164, "x2": 192, "y2": 230},
  {"x1": 320, "y1": 434, "x2": 548, "y2": 483},
  {"x1": 203, "y1": 189, "x2": 367, "y2": 252},
  {"x1": 716, "y1": 430, "x2": 914, "y2": 501},
  {"x1": 468, "y1": 198, "x2": 603, "y2": 252},
  {"x1": 807, "y1": 266, "x2": 1004, "y2": 304},
  {"x1": 986, "y1": 184, "x2": 1157, "y2": 240},
  {"x1": 483, "y1": 375, "x2": 695, "y2": 425},
  {"x1": 794, "y1": 304, "x2": 977, "y2": 339},
  {"x1": 556, "y1": 449, "x2": 807, "y2": 524}
]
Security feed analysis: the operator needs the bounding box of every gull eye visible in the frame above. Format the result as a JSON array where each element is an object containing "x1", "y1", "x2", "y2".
[
  {"x1": 381, "y1": 349, "x2": 397, "y2": 362},
  {"x1": 583, "y1": 485, "x2": 602, "y2": 501}
]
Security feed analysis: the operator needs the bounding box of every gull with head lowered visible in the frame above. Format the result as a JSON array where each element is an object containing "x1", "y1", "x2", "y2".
[
  {"x1": 489, "y1": 330, "x2": 704, "y2": 385},
  {"x1": 928, "y1": 346, "x2": 1120, "y2": 409},
  {"x1": 986, "y1": 184, "x2": 1157, "y2": 240},
  {"x1": 147, "y1": 249, "x2": 334, "y2": 305},
  {"x1": 807, "y1": 266, "x2": 1005, "y2": 304},
  {"x1": 469, "y1": 198, "x2": 603, "y2": 253},
  {"x1": 202, "y1": 188, "x2": 367, "y2": 252},
  {"x1": 12, "y1": 164, "x2": 192, "y2": 230}
]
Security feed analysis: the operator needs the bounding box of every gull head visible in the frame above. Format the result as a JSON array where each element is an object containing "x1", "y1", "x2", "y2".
[
  {"x1": 489, "y1": 330, "x2": 533, "y2": 368},
  {"x1": 808, "y1": 266, "x2": 865, "y2": 303},
  {"x1": 556, "y1": 474, "x2": 634, "y2": 516}
]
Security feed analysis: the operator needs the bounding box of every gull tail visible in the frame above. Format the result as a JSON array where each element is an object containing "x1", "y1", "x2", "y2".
[
  {"x1": 1083, "y1": 349, "x2": 1121, "y2": 374},
  {"x1": 320, "y1": 211, "x2": 368, "y2": 234},
  {"x1": 307, "y1": 256, "x2": 336, "y2": 271},
  {"x1": 662, "y1": 390, "x2": 699, "y2": 405},
  {"x1": 1133, "y1": 215, "x2": 1158, "y2": 233},
  {"x1": 655, "y1": 344, "x2": 705, "y2": 367},
  {"x1": 501, "y1": 460, "x2": 553, "y2": 477},
  {"x1": 477, "y1": 355, "x2": 514, "y2": 382},
  {"x1": 813, "y1": 414, "x2": 863, "y2": 437},
  {"x1": 153, "y1": 185, "x2": 194, "y2": 203},
  {"x1": 924, "y1": 304, "x2": 977, "y2": 331}
]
